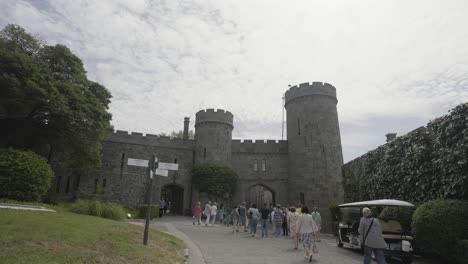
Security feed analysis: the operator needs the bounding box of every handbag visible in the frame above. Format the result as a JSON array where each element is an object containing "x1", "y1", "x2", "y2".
[
  {"x1": 361, "y1": 218, "x2": 374, "y2": 253},
  {"x1": 313, "y1": 243, "x2": 319, "y2": 254}
]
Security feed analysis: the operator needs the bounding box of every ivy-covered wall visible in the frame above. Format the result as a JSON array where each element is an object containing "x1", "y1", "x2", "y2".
[{"x1": 343, "y1": 102, "x2": 468, "y2": 202}]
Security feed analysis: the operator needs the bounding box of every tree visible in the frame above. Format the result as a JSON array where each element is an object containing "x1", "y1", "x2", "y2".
[
  {"x1": 192, "y1": 163, "x2": 238, "y2": 200},
  {"x1": 0, "y1": 24, "x2": 112, "y2": 172},
  {"x1": 159, "y1": 130, "x2": 194, "y2": 139}
]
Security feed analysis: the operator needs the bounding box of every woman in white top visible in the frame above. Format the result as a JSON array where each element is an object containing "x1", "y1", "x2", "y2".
[
  {"x1": 296, "y1": 206, "x2": 319, "y2": 262},
  {"x1": 288, "y1": 207, "x2": 300, "y2": 249},
  {"x1": 210, "y1": 202, "x2": 218, "y2": 226}
]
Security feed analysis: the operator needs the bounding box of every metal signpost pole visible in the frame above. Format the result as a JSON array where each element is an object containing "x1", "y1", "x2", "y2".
[{"x1": 143, "y1": 154, "x2": 157, "y2": 246}]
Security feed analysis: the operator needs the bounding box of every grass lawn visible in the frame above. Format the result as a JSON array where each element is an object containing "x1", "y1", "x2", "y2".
[{"x1": 0, "y1": 208, "x2": 185, "y2": 264}]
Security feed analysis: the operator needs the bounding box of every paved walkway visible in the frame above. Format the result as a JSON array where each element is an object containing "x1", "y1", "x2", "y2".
[
  {"x1": 138, "y1": 216, "x2": 440, "y2": 264},
  {"x1": 0, "y1": 203, "x2": 56, "y2": 212}
]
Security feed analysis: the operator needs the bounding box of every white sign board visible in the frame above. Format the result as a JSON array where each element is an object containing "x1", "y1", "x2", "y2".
[
  {"x1": 158, "y1": 162, "x2": 179, "y2": 171},
  {"x1": 127, "y1": 158, "x2": 149, "y2": 167},
  {"x1": 156, "y1": 168, "x2": 169, "y2": 177}
]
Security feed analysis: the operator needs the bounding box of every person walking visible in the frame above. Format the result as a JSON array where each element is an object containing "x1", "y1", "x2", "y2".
[
  {"x1": 248, "y1": 204, "x2": 259, "y2": 237},
  {"x1": 289, "y1": 207, "x2": 300, "y2": 249},
  {"x1": 192, "y1": 201, "x2": 202, "y2": 225},
  {"x1": 260, "y1": 203, "x2": 270, "y2": 238},
  {"x1": 282, "y1": 207, "x2": 289, "y2": 236},
  {"x1": 230, "y1": 205, "x2": 240, "y2": 233},
  {"x1": 210, "y1": 202, "x2": 218, "y2": 226},
  {"x1": 273, "y1": 205, "x2": 284, "y2": 237},
  {"x1": 271, "y1": 207, "x2": 276, "y2": 234},
  {"x1": 312, "y1": 207, "x2": 322, "y2": 242},
  {"x1": 359, "y1": 207, "x2": 387, "y2": 264},
  {"x1": 217, "y1": 203, "x2": 224, "y2": 224},
  {"x1": 296, "y1": 206, "x2": 319, "y2": 262},
  {"x1": 159, "y1": 198, "x2": 165, "y2": 218},
  {"x1": 239, "y1": 202, "x2": 247, "y2": 232},
  {"x1": 204, "y1": 201, "x2": 212, "y2": 227},
  {"x1": 296, "y1": 204, "x2": 302, "y2": 214}
]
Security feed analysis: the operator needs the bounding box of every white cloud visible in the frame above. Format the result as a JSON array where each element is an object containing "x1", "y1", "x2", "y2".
[{"x1": 1, "y1": 0, "x2": 468, "y2": 162}]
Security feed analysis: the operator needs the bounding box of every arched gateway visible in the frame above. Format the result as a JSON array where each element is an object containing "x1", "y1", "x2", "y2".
[
  {"x1": 247, "y1": 184, "x2": 275, "y2": 208},
  {"x1": 161, "y1": 184, "x2": 184, "y2": 215}
]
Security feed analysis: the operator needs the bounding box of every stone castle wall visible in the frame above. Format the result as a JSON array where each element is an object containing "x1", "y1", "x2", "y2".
[
  {"x1": 231, "y1": 139, "x2": 289, "y2": 207},
  {"x1": 62, "y1": 81, "x2": 345, "y2": 233}
]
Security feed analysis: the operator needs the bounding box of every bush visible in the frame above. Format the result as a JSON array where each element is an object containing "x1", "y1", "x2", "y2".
[
  {"x1": 42, "y1": 188, "x2": 59, "y2": 205},
  {"x1": 70, "y1": 200, "x2": 126, "y2": 221},
  {"x1": 412, "y1": 200, "x2": 468, "y2": 263},
  {"x1": 137, "y1": 204, "x2": 159, "y2": 220},
  {"x1": 379, "y1": 205, "x2": 418, "y2": 234},
  {"x1": 0, "y1": 148, "x2": 54, "y2": 202},
  {"x1": 455, "y1": 240, "x2": 468, "y2": 264}
]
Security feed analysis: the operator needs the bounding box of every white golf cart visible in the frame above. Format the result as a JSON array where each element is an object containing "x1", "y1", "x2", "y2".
[{"x1": 336, "y1": 199, "x2": 415, "y2": 264}]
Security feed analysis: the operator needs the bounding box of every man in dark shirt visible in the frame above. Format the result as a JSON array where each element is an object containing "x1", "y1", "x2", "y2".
[{"x1": 260, "y1": 203, "x2": 270, "y2": 238}]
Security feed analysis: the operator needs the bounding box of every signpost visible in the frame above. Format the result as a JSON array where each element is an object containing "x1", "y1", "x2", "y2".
[{"x1": 126, "y1": 155, "x2": 179, "y2": 245}]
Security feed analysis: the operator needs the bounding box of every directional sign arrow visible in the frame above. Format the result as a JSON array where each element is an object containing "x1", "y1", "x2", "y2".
[
  {"x1": 155, "y1": 168, "x2": 168, "y2": 177},
  {"x1": 127, "y1": 158, "x2": 149, "y2": 167},
  {"x1": 158, "y1": 162, "x2": 179, "y2": 171}
]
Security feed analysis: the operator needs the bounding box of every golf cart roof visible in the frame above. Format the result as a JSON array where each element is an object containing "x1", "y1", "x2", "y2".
[{"x1": 338, "y1": 199, "x2": 415, "y2": 207}]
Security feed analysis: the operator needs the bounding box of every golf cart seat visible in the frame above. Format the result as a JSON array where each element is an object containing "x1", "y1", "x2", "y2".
[{"x1": 379, "y1": 219, "x2": 414, "y2": 241}]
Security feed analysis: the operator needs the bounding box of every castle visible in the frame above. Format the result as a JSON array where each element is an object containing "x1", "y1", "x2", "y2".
[{"x1": 58, "y1": 82, "x2": 344, "y2": 232}]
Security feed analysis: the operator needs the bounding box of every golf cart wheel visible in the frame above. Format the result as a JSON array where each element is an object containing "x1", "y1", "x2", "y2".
[
  {"x1": 336, "y1": 236, "x2": 343, "y2": 247},
  {"x1": 401, "y1": 256, "x2": 413, "y2": 264}
]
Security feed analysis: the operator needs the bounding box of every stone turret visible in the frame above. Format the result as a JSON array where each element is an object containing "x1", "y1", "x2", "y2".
[
  {"x1": 285, "y1": 82, "x2": 344, "y2": 232},
  {"x1": 194, "y1": 109, "x2": 233, "y2": 165}
]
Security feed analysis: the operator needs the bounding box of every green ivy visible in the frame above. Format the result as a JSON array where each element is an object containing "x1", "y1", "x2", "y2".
[{"x1": 344, "y1": 102, "x2": 468, "y2": 202}]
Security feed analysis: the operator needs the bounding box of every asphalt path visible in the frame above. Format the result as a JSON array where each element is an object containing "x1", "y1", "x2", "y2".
[{"x1": 137, "y1": 216, "x2": 441, "y2": 264}]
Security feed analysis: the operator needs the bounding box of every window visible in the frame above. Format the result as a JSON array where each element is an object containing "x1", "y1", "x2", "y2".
[
  {"x1": 300, "y1": 192, "x2": 305, "y2": 205},
  {"x1": 254, "y1": 159, "x2": 258, "y2": 171},
  {"x1": 94, "y1": 179, "x2": 99, "y2": 193},
  {"x1": 174, "y1": 158, "x2": 178, "y2": 164},
  {"x1": 261, "y1": 159, "x2": 266, "y2": 171},
  {"x1": 74, "y1": 175, "x2": 81, "y2": 191},
  {"x1": 65, "y1": 176, "x2": 71, "y2": 194},
  {"x1": 297, "y1": 118, "x2": 301, "y2": 135},
  {"x1": 56, "y1": 176, "x2": 62, "y2": 193},
  {"x1": 102, "y1": 179, "x2": 107, "y2": 188},
  {"x1": 120, "y1": 153, "x2": 125, "y2": 178}
]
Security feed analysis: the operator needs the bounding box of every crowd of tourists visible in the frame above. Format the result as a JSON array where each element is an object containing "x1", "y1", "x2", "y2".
[{"x1": 192, "y1": 201, "x2": 322, "y2": 262}]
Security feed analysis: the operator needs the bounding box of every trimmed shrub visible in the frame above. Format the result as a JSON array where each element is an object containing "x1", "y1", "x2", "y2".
[
  {"x1": 455, "y1": 240, "x2": 468, "y2": 264},
  {"x1": 379, "y1": 205, "x2": 418, "y2": 234},
  {"x1": 0, "y1": 148, "x2": 54, "y2": 201},
  {"x1": 412, "y1": 200, "x2": 468, "y2": 263},
  {"x1": 70, "y1": 200, "x2": 126, "y2": 221},
  {"x1": 137, "y1": 204, "x2": 159, "y2": 219}
]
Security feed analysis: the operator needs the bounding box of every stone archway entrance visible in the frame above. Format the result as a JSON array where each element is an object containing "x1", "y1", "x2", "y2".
[
  {"x1": 247, "y1": 184, "x2": 275, "y2": 208},
  {"x1": 161, "y1": 184, "x2": 184, "y2": 215}
]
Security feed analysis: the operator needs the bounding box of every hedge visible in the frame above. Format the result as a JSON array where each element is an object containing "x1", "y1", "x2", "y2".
[
  {"x1": 412, "y1": 200, "x2": 468, "y2": 263},
  {"x1": 137, "y1": 204, "x2": 159, "y2": 220},
  {"x1": 343, "y1": 102, "x2": 468, "y2": 202},
  {"x1": 0, "y1": 148, "x2": 54, "y2": 201},
  {"x1": 69, "y1": 200, "x2": 126, "y2": 221}
]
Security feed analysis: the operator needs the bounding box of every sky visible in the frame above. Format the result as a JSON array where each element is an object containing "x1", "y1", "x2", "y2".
[{"x1": 1, "y1": 0, "x2": 468, "y2": 162}]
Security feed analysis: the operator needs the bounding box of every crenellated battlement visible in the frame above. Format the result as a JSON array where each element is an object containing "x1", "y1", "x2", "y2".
[
  {"x1": 195, "y1": 108, "x2": 233, "y2": 127},
  {"x1": 107, "y1": 130, "x2": 195, "y2": 149},
  {"x1": 285, "y1": 81, "x2": 337, "y2": 106},
  {"x1": 231, "y1": 139, "x2": 288, "y2": 153}
]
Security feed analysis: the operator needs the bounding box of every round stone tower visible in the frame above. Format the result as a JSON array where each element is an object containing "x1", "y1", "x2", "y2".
[
  {"x1": 285, "y1": 82, "x2": 344, "y2": 232},
  {"x1": 194, "y1": 109, "x2": 233, "y2": 165}
]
